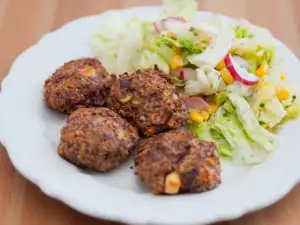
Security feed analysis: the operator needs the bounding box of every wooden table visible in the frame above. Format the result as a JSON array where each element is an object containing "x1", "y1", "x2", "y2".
[{"x1": 0, "y1": 0, "x2": 299, "y2": 224}]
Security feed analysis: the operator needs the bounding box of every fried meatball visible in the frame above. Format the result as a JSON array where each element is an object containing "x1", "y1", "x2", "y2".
[
  {"x1": 135, "y1": 130, "x2": 221, "y2": 195},
  {"x1": 44, "y1": 58, "x2": 113, "y2": 114},
  {"x1": 58, "y1": 107, "x2": 139, "y2": 171},
  {"x1": 107, "y1": 65, "x2": 188, "y2": 136}
]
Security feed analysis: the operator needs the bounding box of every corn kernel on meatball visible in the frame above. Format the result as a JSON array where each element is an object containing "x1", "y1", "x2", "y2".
[
  {"x1": 44, "y1": 58, "x2": 113, "y2": 114},
  {"x1": 58, "y1": 107, "x2": 139, "y2": 171},
  {"x1": 134, "y1": 130, "x2": 221, "y2": 195},
  {"x1": 107, "y1": 65, "x2": 188, "y2": 136}
]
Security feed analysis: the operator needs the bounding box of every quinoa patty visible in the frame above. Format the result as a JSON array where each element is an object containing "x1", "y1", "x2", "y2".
[
  {"x1": 44, "y1": 58, "x2": 113, "y2": 114},
  {"x1": 135, "y1": 130, "x2": 221, "y2": 194},
  {"x1": 107, "y1": 65, "x2": 188, "y2": 136},
  {"x1": 58, "y1": 107, "x2": 139, "y2": 171}
]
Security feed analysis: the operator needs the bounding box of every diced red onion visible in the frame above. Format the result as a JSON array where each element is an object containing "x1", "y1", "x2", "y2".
[
  {"x1": 184, "y1": 97, "x2": 210, "y2": 110},
  {"x1": 119, "y1": 79, "x2": 131, "y2": 89}
]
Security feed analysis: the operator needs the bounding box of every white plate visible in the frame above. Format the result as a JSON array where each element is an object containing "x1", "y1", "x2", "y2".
[{"x1": 0, "y1": 6, "x2": 299, "y2": 225}]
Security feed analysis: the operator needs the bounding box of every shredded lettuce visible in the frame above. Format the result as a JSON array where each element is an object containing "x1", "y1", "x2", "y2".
[
  {"x1": 159, "y1": 0, "x2": 197, "y2": 21},
  {"x1": 190, "y1": 100, "x2": 270, "y2": 164},
  {"x1": 227, "y1": 93, "x2": 278, "y2": 152},
  {"x1": 188, "y1": 28, "x2": 234, "y2": 67},
  {"x1": 285, "y1": 102, "x2": 300, "y2": 119},
  {"x1": 184, "y1": 65, "x2": 225, "y2": 95},
  {"x1": 282, "y1": 87, "x2": 300, "y2": 120},
  {"x1": 214, "y1": 108, "x2": 268, "y2": 164},
  {"x1": 234, "y1": 26, "x2": 252, "y2": 39},
  {"x1": 250, "y1": 79, "x2": 286, "y2": 128},
  {"x1": 156, "y1": 36, "x2": 205, "y2": 54},
  {"x1": 137, "y1": 50, "x2": 170, "y2": 73},
  {"x1": 189, "y1": 122, "x2": 233, "y2": 158},
  {"x1": 242, "y1": 53, "x2": 258, "y2": 73},
  {"x1": 227, "y1": 81, "x2": 253, "y2": 97},
  {"x1": 91, "y1": 17, "x2": 170, "y2": 75}
]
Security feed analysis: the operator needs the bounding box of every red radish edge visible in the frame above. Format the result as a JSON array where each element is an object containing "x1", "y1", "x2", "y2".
[
  {"x1": 153, "y1": 21, "x2": 165, "y2": 33},
  {"x1": 153, "y1": 22, "x2": 160, "y2": 33},
  {"x1": 184, "y1": 97, "x2": 210, "y2": 111},
  {"x1": 224, "y1": 53, "x2": 258, "y2": 86},
  {"x1": 153, "y1": 17, "x2": 187, "y2": 34},
  {"x1": 172, "y1": 69, "x2": 185, "y2": 80},
  {"x1": 166, "y1": 17, "x2": 188, "y2": 22},
  {"x1": 173, "y1": 69, "x2": 197, "y2": 81},
  {"x1": 179, "y1": 70, "x2": 185, "y2": 80}
]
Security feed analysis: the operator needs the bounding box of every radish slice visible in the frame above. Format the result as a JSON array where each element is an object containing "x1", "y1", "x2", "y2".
[
  {"x1": 153, "y1": 21, "x2": 166, "y2": 33},
  {"x1": 153, "y1": 17, "x2": 187, "y2": 33},
  {"x1": 184, "y1": 97, "x2": 210, "y2": 110},
  {"x1": 232, "y1": 55, "x2": 249, "y2": 71},
  {"x1": 172, "y1": 69, "x2": 184, "y2": 80},
  {"x1": 165, "y1": 17, "x2": 188, "y2": 23},
  {"x1": 182, "y1": 69, "x2": 197, "y2": 81},
  {"x1": 224, "y1": 53, "x2": 258, "y2": 85}
]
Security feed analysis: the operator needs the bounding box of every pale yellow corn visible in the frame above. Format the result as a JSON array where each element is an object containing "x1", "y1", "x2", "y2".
[
  {"x1": 276, "y1": 88, "x2": 290, "y2": 101},
  {"x1": 280, "y1": 74, "x2": 286, "y2": 81},
  {"x1": 220, "y1": 68, "x2": 234, "y2": 84},
  {"x1": 207, "y1": 103, "x2": 218, "y2": 114},
  {"x1": 165, "y1": 172, "x2": 181, "y2": 194},
  {"x1": 216, "y1": 60, "x2": 225, "y2": 71},
  {"x1": 79, "y1": 67, "x2": 96, "y2": 77},
  {"x1": 229, "y1": 49, "x2": 234, "y2": 54},
  {"x1": 200, "y1": 111, "x2": 210, "y2": 121},
  {"x1": 255, "y1": 64, "x2": 269, "y2": 77},
  {"x1": 172, "y1": 45, "x2": 182, "y2": 54},
  {"x1": 190, "y1": 111, "x2": 204, "y2": 124},
  {"x1": 170, "y1": 55, "x2": 184, "y2": 70},
  {"x1": 256, "y1": 50, "x2": 264, "y2": 62},
  {"x1": 167, "y1": 32, "x2": 175, "y2": 39}
]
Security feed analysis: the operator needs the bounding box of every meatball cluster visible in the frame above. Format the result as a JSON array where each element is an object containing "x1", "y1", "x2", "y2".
[{"x1": 44, "y1": 58, "x2": 221, "y2": 195}]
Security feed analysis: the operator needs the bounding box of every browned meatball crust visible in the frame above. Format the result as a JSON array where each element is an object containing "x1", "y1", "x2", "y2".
[
  {"x1": 135, "y1": 130, "x2": 221, "y2": 195},
  {"x1": 107, "y1": 66, "x2": 189, "y2": 136},
  {"x1": 58, "y1": 107, "x2": 139, "y2": 171},
  {"x1": 44, "y1": 58, "x2": 113, "y2": 114}
]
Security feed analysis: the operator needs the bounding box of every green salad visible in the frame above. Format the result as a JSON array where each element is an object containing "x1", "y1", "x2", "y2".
[{"x1": 90, "y1": 0, "x2": 300, "y2": 165}]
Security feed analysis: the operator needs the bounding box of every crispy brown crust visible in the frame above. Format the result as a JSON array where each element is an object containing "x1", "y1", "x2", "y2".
[
  {"x1": 107, "y1": 66, "x2": 188, "y2": 136},
  {"x1": 44, "y1": 58, "x2": 113, "y2": 114},
  {"x1": 58, "y1": 107, "x2": 140, "y2": 171},
  {"x1": 135, "y1": 130, "x2": 221, "y2": 194}
]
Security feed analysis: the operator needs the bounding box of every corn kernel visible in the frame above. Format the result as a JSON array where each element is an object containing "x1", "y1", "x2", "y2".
[
  {"x1": 220, "y1": 68, "x2": 234, "y2": 84},
  {"x1": 172, "y1": 45, "x2": 182, "y2": 54},
  {"x1": 165, "y1": 172, "x2": 181, "y2": 194},
  {"x1": 119, "y1": 94, "x2": 132, "y2": 103},
  {"x1": 207, "y1": 103, "x2": 218, "y2": 114},
  {"x1": 78, "y1": 67, "x2": 96, "y2": 77},
  {"x1": 255, "y1": 64, "x2": 269, "y2": 77},
  {"x1": 229, "y1": 49, "x2": 234, "y2": 54},
  {"x1": 200, "y1": 111, "x2": 210, "y2": 121},
  {"x1": 167, "y1": 32, "x2": 175, "y2": 39},
  {"x1": 276, "y1": 88, "x2": 290, "y2": 101},
  {"x1": 216, "y1": 60, "x2": 225, "y2": 71},
  {"x1": 201, "y1": 37, "x2": 212, "y2": 44},
  {"x1": 256, "y1": 50, "x2": 264, "y2": 62},
  {"x1": 170, "y1": 55, "x2": 184, "y2": 70},
  {"x1": 190, "y1": 111, "x2": 204, "y2": 124},
  {"x1": 280, "y1": 74, "x2": 286, "y2": 81}
]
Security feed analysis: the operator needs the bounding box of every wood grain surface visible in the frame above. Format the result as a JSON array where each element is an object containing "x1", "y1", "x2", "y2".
[{"x1": 0, "y1": 0, "x2": 299, "y2": 224}]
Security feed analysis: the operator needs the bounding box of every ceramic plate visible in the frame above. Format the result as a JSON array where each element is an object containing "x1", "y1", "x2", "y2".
[{"x1": 0, "y1": 6, "x2": 299, "y2": 225}]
